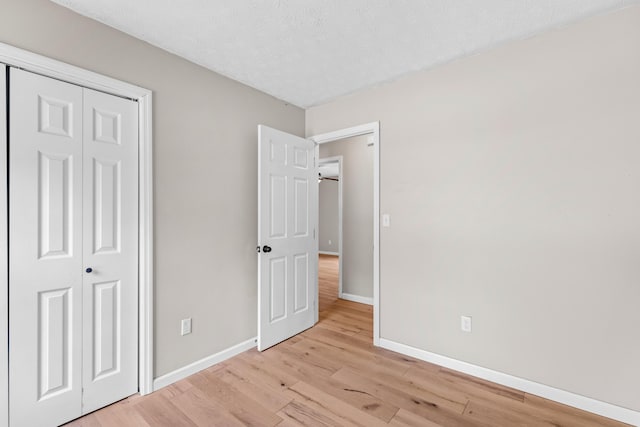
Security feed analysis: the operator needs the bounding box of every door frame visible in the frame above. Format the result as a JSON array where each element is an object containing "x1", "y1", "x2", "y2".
[
  {"x1": 318, "y1": 156, "x2": 343, "y2": 297},
  {"x1": 0, "y1": 42, "x2": 155, "y2": 422},
  {"x1": 310, "y1": 122, "x2": 380, "y2": 346},
  {"x1": 0, "y1": 63, "x2": 7, "y2": 427}
]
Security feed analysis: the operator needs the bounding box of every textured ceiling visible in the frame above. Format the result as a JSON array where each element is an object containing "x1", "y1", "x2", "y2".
[{"x1": 51, "y1": 0, "x2": 638, "y2": 108}]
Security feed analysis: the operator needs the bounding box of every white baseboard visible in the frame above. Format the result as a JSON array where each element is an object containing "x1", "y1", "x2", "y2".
[
  {"x1": 319, "y1": 251, "x2": 339, "y2": 256},
  {"x1": 152, "y1": 337, "x2": 256, "y2": 391},
  {"x1": 339, "y1": 292, "x2": 373, "y2": 305},
  {"x1": 379, "y1": 338, "x2": 639, "y2": 426}
]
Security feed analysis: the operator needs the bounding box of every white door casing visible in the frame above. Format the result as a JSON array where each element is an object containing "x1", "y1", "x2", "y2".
[
  {"x1": 0, "y1": 63, "x2": 8, "y2": 427},
  {"x1": 258, "y1": 125, "x2": 318, "y2": 351},
  {"x1": 82, "y1": 88, "x2": 139, "y2": 414},
  {"x1": 309, "y1": 122, "x2": 380, "y2": 346},
  {"x1": 9, "y1": 68, "x2": 84, "y2": 427},
  {"x1": 9, "y1": 69, "x2": 139, "y2": 426}
]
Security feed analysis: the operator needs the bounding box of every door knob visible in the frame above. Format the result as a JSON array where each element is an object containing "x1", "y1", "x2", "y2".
[
  {"x1": 262, "y1": 246, "x2": 272, "y2": 253},
  {"x1": 85, "y1": 268, "x2": 93, "y2": 273}
]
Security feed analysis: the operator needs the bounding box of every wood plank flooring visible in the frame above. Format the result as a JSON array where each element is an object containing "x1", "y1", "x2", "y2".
[{"x1": 66, "y1": 255, "x2": 629, "y2": 426}]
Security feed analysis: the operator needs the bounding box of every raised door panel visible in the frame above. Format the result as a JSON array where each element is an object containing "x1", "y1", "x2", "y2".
[
  {"x1": 38, "y1": 288, "x2": 73, "y2": 400},
  {"x1": 270, "y1": 174, "x2": 287, "y2": 239},
  {"x1": 82, "y1": 88, "x2": 138, "y2": 414},
  {"x1": 92, "y1": 280, "x2": 120, "y2": 380},
  {"x1": 269, "y1": 257, "x2": 287, "y2": 322},
  {"x1": 38, "y1": 95, "x2": 74, "y2": 138},
  {"x1": 9, "y1": 68, "x2": 83, "y2": 427},
  {"x1": 294, "y1": 178, "x2": 309, "y2": 237},
  {"x1": 93, "y1": 158, "x2": 121, "y2": 254},
  {"x1": 293, "y1": 254, "x2": 309, "y2": 313},
  {"x1": 38, "y1": 152, "x2": 73, "y2": 259}
]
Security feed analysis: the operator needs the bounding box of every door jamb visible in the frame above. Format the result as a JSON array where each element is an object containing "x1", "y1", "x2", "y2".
[
  {"x1": 318, "y1": 156, "x2": 343, "y2": 298},
  {"x1": 0, "y1": 63, "x2": 7, "y2": 427},
  {"x1": 0, "y1": 42, "x2": 155, "y2": 408},
  {"x1": 310, "y1": 122, "x2": 380, "y2": 346}
]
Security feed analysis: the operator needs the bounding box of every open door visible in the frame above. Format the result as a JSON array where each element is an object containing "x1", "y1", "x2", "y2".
[{"x1": 258, "y1": 125, "x2": 318, "y2": 351}]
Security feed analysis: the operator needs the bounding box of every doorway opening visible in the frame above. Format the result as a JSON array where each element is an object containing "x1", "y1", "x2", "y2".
[
  {"x1": 255, "y1": 122, "x2": 379, "y2": 350},
  {"x1": 318, "y1": 157, "x2": 342, "y2": 312},
  {"x1": 311, "y1": 122, "x2": 380, "y2": 345}
]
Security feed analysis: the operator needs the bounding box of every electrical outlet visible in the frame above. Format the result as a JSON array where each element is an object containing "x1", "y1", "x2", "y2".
[
  {"x1": 461, "y1": 316, "x2": 472, "y2": 333},
  {"x1": 181, "y1": 318, "x2": 192, "y2": 336},
  {"x1": 382, "y1": 214, "x2": 391, "y2": 227},
  {"x1": 328, "y1": 239, "x2": 332, "y2": 245}
]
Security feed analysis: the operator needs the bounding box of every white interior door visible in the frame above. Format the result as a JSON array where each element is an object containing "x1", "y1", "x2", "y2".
[
  {"x1": 81, "y1": 88, "x2": 138, "y2": 414},
  {"x1": 258, "y1": 125, "x2": 318, "y2": 351},
  {"x1": 8, "y1": 68, "x2": 139, "y2": 426},
  {"x1": 9, "y1": 68, "x2": 84, "y2": 427}
]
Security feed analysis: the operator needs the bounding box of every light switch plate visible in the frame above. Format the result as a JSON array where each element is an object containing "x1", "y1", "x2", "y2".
[
  {"x1": 461, "y1": 316, "x2": 472, "y2": 333},
  {"x1": 181, "y1": 318, "x2": 192, "y2": 336}
]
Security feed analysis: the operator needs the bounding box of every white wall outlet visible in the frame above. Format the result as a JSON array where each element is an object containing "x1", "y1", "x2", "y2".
[
  {"x1": 382, "y1": 214, "x2": 391, "y2": 227},
  {"x1": 328, "y1": 239, "x2": 332, "y2": 245},
  {"x1": 181, "y1": 318, "x2": 192, "y2": 336},
  {"x1": 461, "y1": 316, "x2": 472, "y2": 333}
]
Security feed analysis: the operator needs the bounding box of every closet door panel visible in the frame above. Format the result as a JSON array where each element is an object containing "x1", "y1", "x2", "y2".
[
  {"x1": 9, "y1": 68, "x2": 83, "y2": 427},
  {"x1": 82, "y1": 88, "x2": 138, "y2": 414}
]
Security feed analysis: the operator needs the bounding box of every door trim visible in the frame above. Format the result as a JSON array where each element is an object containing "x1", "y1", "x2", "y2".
[
  {"x1": 318, "y1": 156, "x2": 343, "y2": 299},
  {"x1": 0, "y1": 63, "x2": 7, "y2": 427},
  {"x1": 309, "y1": 122, "x2": 380, "y2": 346},
  {"x1": 0, "y1": 41, "x2": 155, "y2": 408}
]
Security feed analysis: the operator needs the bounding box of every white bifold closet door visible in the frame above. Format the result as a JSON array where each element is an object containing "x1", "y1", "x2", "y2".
[{"x1": 9, "y1": 68, "x2": 138, "y2": 427}]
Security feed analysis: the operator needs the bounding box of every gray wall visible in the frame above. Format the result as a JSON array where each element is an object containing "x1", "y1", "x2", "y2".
[
  {"x1": 320, "y1": 137, "x2": 373, "y2": 299},
  {"x1": 0, "y1": 0, "x2": 305, "y2": 377},
  {"x1": 319, "y1": 178, "x2": 339, "y2": 254},
  {"x1": 307, "y1": 6, "x2": 640, "y2": 411}
]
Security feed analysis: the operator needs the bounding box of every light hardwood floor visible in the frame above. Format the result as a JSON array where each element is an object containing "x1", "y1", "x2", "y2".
[{"x1": 66, "y1": 254, "x2": 628, "y2": 426}]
